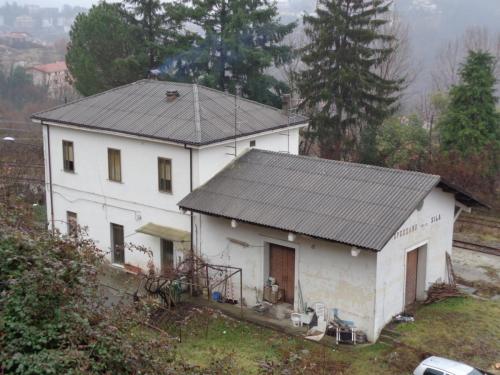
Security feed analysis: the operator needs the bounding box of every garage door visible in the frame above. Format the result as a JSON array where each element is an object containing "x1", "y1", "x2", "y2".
[{"x1": 269, "y1": 244, "x2": 295, "y2": 304}]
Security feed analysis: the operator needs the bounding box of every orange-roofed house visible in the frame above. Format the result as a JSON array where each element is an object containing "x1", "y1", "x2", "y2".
[{"x1": 27, "y1": 61, "x2": 73, "y2": 99}]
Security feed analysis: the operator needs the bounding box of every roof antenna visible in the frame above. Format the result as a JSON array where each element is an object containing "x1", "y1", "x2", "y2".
[
  {"x1": 234, "y1": 84, "x2": 241, "y2": 157},
  {"x1": 225, "y1": 83, "x2": 241, "y2": 157},
  {"x1": 279, "y1": 93, "x2": 294, "y2": 154}
]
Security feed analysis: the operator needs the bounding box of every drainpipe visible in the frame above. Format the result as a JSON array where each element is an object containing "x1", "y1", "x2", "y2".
[
  {"x1": 189, "y1": 147, "x2": 193, "y2": 253},
  {"x1": 45, "y1": 122, "x2": 55, "y2": 234},
  {"x1": 184, "y1": 145, "x2": 195, "y2": 294}
]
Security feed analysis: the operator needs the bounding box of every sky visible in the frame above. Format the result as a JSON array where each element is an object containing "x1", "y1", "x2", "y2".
[{"x1": 0, "y1": 0, "x2": 314, "y2": 10}]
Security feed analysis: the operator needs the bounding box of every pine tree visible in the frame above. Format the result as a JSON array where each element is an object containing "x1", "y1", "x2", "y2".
[
  {"x1": 189, "y1": 0, "x2": 296, "y2": 107},
  {"x1": 438, "y1": 50, "x2": 500, "y2": 156},
  {"x1": 126, "y1": 0, "x2": 191, "y2": 70},
  {"x1": 66, "y1": 2, "x2": 148, "y2": 96},
  {"x1": 298, "y1": 0, "x2": 402, "y2": 160}
]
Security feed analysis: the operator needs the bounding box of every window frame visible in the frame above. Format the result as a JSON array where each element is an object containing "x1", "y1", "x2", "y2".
[
  {"x1": 158, "y1": 157, "x2": 172, "y2": 193},
  {"x1": 107, "y1": 148, "x2": 122, "y2": 182},
  {"x1": 62, "y1": 140, "x2": 74, "y2": 172}
]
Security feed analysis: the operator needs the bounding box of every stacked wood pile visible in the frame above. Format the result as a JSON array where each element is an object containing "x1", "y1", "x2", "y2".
[{"x1": 424, "y1": 282, "x2": 462, "y2": 304}]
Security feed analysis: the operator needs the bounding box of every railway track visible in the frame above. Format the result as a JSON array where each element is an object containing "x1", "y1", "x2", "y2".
[
  {"x1": 453, "y1": 240, "x2": 500, "y2": 256},
  {"x1": 457, "y1": 217, "x2": 500, "y2": 230}
]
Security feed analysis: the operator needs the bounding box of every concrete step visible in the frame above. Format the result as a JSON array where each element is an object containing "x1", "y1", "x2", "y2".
[
  {"x1": 381, "y1": 328, "x2": 401, "y2": 338},
  {"x1": 378, "y1": 334, "x2": 400, "y2": 346}
]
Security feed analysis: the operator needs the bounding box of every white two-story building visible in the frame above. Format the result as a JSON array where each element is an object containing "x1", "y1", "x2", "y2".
[
  {"x1": 33, "y1": 79, "x2": 483, "y2": 342},
  {"x1": 32, "y1": 79, "x2": 308, "y2": 273}
]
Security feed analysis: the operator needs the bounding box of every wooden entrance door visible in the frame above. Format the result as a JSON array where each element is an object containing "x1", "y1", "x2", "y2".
[
  {"x1": 269, "y1": 244, "x2": 295, "y2": 304},
  {"x1": 111, "y1": 223, "x2": 124, "y2": 265},
  {"x1": 161, "y1": 239, "x2": 174, "y2": 274},
  {"x1": 405, "y1": 249, "x2": 418, "y2": 306}
]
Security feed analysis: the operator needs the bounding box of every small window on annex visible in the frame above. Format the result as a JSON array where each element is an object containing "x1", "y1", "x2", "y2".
[
  {"x1": 108, "y1": 148, "x2": 122, "y2": 182},
  {"x1": 158, "y1": 157, "x2": 172, "y2": 193},
  {"x1": 62, "y1": 140, "x2": 74, "y2": 172}
]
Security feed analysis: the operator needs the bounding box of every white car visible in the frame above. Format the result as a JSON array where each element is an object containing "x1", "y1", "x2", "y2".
[{"x1": 414, "y1": 356, "x2": 489, "y2": 375}]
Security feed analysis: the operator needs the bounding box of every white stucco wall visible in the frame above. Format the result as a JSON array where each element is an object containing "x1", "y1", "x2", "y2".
[
  {"x1": 195, "y1": 127, "x2": 301, "y2": 187},
  {"x1": 373, "y1": 187, "x2": 456, "y2": 338},
  {"x1": 194, "y1": 187, "x2": 457, "y2": 341},
  {"x1": 42, "y1": 123, "x2": 304, "y2": 270},
  {"x1": 196, "y1": 215, "x2": 378, "y2": 340},
  {"x1": 43, "y1": 124, "x2": 192, "y2": 270}
]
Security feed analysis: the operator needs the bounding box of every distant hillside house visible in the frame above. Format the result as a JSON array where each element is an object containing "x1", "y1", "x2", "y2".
[
  {"x1": 26, "y1": 61, "x2": 73, "y2": 99},
  {"x1": 31, "y1": 79, "x2": 308, "y2": 274},
  {"x1": 179, "y1": 149, "x2": 483, "y2": 341}
]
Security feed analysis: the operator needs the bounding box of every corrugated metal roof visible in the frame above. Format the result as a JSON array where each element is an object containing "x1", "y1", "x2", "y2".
[
  {"x1": 31, "y1": 80, "x2": 308, "y2": 146},
  {"x1": 178, "y1": 149, "x2": 443, "y2": 251}
]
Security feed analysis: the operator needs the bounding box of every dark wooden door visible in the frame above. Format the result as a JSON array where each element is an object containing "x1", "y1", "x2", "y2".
[
  {"x1": 269, "y1": 244, "x2": 295, "y2": 304},
  {"x1": 161, "y1": 239, "x2": 174, "y2": 273},
  {"x1": 111, "y1": 223, "x2": 124, "y2": 265},
  {"x1": 405, "y1": 249, "x2": 418, "y2": 306}
]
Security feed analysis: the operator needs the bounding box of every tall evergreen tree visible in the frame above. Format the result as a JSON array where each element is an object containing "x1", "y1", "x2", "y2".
[
  {"x1": 438, "y1": 50, "x2": 500, "y2": 156},
  {"x1": 298, "y1": 0, "x2": 402, "y2": 160},
  {"x1": 189, "y1": 0, "x2": 296, "y2": 107},
  {"x1": 126, "y1": 0, "x2": 191, "y2": 70},
  {"x1": 66, "y1": 2, "x2": 148, "y2": 96}
]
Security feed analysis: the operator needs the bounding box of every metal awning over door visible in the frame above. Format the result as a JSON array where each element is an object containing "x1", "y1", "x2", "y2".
[{"x1": 136, "y1": 222, "x2": 190, "y2": 242}]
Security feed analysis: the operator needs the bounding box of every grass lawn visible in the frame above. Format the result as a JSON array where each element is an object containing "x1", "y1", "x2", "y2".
[{"x1": 136, "y1": 297, "x2": 500, "y2": 374}]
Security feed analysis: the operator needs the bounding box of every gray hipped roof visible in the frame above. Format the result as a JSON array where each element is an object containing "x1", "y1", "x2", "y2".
[
  {"x1": 31, "y1": 80, "x2": 308, "y2": 146},
  {"x1": 179, "y1": 149, "x2": 480, "y2": 251}
]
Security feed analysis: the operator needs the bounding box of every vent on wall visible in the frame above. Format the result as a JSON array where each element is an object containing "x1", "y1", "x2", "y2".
[{"x1": 166, "y1": 90, "x2": 180, "y2": 102}]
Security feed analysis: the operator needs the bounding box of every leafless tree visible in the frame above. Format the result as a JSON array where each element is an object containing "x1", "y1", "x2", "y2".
[
  {"x1": 277, "y1": 25, "x2": 308, "y2": 106},
  {"x1": 376, "y1": 13, "x2": 414, "y2": 90},
  {"x1": 431, "y1": 27, "x2": 500, "y2": 92}
]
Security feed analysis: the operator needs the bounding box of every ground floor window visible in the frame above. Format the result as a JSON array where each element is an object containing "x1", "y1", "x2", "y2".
[
  {"x1": 66, "y1": 211, "x2": 77, "y2": 237},
  {"x1": 111, "y1": 223, "x2": 125, "y2": 265},
  {"x1": 161, "y1": 238, "x2": 174, "y2": 273}
]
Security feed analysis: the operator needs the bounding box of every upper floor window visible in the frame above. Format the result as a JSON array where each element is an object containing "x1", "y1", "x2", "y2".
[
  {"x1": 158, "y1": 157, "x2": 172, "y2": 193},
  {"x1": 250, "y1": 140, "x2": 256, "y2": 147},
  {"x1": 62, "y1": 140, "x2": 74, "y2": 172},
  {"x1": 108, "y1": 148, "x2": 121, "y2": 182}
]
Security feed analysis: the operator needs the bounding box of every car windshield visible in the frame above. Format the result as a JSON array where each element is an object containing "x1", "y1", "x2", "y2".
[{"x1": 468, "y1": 370, "x2": 484, "y2": 375}]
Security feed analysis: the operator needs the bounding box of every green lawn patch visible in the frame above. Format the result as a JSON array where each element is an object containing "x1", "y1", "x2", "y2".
[{"x1": 136, "y1": 297, "x2": 499, "y2": 374}]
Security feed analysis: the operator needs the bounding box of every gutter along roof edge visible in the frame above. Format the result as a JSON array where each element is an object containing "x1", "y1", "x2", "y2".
[{"x1": 31, "y1": 116, "x2": 309, "y2": 146}]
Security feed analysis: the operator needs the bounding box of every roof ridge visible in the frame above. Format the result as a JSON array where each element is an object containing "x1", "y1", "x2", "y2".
[{"x1": 246, "y1": 149, "x2": 441, "y2": 179}]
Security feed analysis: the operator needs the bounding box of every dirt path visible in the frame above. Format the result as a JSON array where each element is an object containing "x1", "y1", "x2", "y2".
[{"x1": 452, "y1": 247, "x2": 500, "y2": 284}]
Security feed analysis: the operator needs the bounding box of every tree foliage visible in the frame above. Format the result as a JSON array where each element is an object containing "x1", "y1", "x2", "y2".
[
  {"x1": 125, "y1": 0, "x2": 193, "y2": 71},
  {"x1": 66, "y1": 2, "x2": 148, "y2": 96},
  {"x1": 438, "y1": 50, "x2": 500, "y2": 156},
  {"x1": 375, "y1": 115, "x2": 429, "y2": 170},
  {"x1": 188, "y1": 0, "x2": 296, "y2": 107},
  {"x1": 0, "y1": 205, "x2": 175, "y2": 374},
  {"x1": 0, "y1": 67, "x2": 48, "y2": 109},
  {"x1": 298, "y1": 0, "x2": 403, "y2": 160}
]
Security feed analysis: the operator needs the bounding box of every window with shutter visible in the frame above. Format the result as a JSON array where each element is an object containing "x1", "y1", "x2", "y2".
[
  {"x1": 62, "y1": 140, "x2": 74, "y2": 172},
  {"x1": 108, "y1": 148, "x2": 121, "y2": 182},
  {"x1": 158, "y1": 157, "x2": 172, "y2": 193}
]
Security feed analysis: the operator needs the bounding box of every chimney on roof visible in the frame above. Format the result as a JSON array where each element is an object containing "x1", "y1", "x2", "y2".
[
  {"x1": 166, "y1": 90, "x2": 180, "y2": 102},
  {"x1": 281, "y1": 93, "x2": 291, "y2": 115}
]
